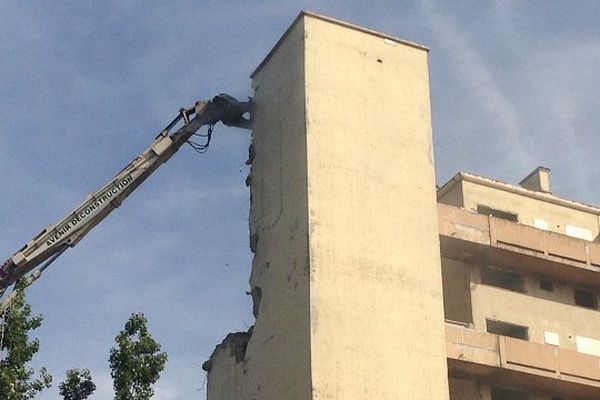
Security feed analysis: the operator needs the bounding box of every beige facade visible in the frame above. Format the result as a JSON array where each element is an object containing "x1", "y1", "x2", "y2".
[
  {"x1": 204, "y1": 11, "x2": 448, "y2": 400},
  {"x1": 440, "y1": 171, "x2": 600, "y2": 399},
  {"x1": 438, "y1": 171, "x2": 600, "y2": 241},
  {"x1": 204, "y1": 11, "x2": 600, "y2": 400},
  {"x1": 303, "y1": 12, "x2": 448, "y2": 400},
  {"x1": 204, "y1": 15, "x2": 312, "y2": 400}
]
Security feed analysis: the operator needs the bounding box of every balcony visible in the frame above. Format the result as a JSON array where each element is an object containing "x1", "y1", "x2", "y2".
[
  {"x1": 438, "y1": 203, "x2": 600, "y2": 287},
  {"x1": 446, "y1": 322, "x2": 600, "y2": 397}
]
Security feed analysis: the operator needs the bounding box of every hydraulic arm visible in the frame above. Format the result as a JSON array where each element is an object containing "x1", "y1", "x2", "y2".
[{"x1": 0, "y1": 94, "x2": 252, "y2": 301}]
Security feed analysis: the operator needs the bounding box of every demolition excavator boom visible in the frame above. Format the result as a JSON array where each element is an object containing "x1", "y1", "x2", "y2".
[{"x1": 0, "y1": 94, "x2": 252, "y2": 310}]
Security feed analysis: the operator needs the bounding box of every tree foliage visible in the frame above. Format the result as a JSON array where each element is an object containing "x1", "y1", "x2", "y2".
[
  {"x1": 59, "y1": 368, "x2": 96, "y2": 400},
  {"x1": 109, "y1": 313, "x2": 167, "y2": 400},
  {"x1": 0, "y1": 279, "x2": 52, "y2": 399}
]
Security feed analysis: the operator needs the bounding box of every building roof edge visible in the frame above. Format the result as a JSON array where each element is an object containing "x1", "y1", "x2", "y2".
[
  {"x1": 438, "y1": 172, "x2": 600, "y2": 215},
  {"x1": 250, "y1": 10, "x2": 429, "y2": 79}
]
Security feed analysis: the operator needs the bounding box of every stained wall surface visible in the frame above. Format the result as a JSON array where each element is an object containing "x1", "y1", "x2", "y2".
[
  {"x1": 206, "y1": 12, "x2": 448, "y2": 400},
  {"x1": 303, "y1": 14, "x2": 448, "y2": 400},
  {"x1": 244, "y1": 15, "x2": 313, "y2": 400},
  {"x1": 206, "y1": 17, "x2": 312, "y2": 400}
]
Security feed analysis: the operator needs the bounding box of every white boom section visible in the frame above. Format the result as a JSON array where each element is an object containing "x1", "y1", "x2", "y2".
[{"x1": 0, "y1": 100, "x2": 218, "y2": 292}]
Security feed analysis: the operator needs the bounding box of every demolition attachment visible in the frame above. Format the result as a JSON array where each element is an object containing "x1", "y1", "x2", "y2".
[{"x1": 0, "y1": 94, "x2": 253, "y2": 307}]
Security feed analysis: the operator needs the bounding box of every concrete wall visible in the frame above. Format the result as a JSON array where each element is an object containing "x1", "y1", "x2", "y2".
[
  {"x1": 206, "y1": 11, "x2": 448, "y2": 400},
  {"x1": 206, "y1": 16, "x2": 312, "y2": 400},
  {"x1": 438, "y1": 180, "x2": 464, "y2": 208},
  {"x1": 302, "y1": 14, "x2": 448, "y2": 400},
  {"x1": 470, "y1": 266, "x2": 600, "y2": 353},
  {"x1": 245, "y1": 14, "x2": 313, "y2": 399}
]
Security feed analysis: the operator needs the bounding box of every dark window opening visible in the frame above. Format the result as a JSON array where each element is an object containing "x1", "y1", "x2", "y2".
[
  {"x1": 486, "y1": 319, "x2": 529, "y2": 340},
  {"x1": 575, "y1": 288, "x2": 597, "y2": 309},
  {"x1": 481, "y1": 266, "x2": 525, "y2": 292},
  {"x1": 491, "y1": 386, "x2": 532, "y2": 400},
  {"x1": 540, "y1": 276, "x2": 554, "y2": 292},
  {"x1": 477, "y1": 204, "x2": 519, "y2": 222}
]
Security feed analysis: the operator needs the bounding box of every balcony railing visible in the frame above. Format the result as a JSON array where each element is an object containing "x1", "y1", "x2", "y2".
[
  {"x1": 438, "y1": 203, "x2": 600, "y2": 286},
  {"x1": 446, "y1": 322, "x2": 600, "y2": 396}
]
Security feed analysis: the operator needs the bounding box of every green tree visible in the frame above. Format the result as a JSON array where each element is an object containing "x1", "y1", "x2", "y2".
[
  {"x1": 109, "y1": 313, "x2": 167, "y2": 400},
  {"x1": 59, "y1": 368, "x2": 96, "y2": 400},
  {"x1": 0, "y1": 279, "x2": 52, "y2": 399}
]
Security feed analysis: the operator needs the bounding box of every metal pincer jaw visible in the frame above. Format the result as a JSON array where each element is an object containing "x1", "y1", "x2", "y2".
[{"x1": 212, "y1": 93, "x2": 254, "y2": 129}]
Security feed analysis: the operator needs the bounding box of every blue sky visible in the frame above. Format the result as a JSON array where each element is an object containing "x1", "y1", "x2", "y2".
[{"x1": 1, "y1": 1, "x2": 599, "y2": 399}]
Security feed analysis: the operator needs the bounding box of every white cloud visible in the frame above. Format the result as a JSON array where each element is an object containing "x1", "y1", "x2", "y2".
[{"x1": 419, "y1": 0, "x2": 532, "y2": 173}]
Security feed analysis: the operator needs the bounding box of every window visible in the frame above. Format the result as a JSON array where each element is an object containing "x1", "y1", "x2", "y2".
[
  {"x1": 574, "y1": 288, "x2": 597, "y2": 309},
  {"x1": 481, "y1": 266, "x2": 525, "y2": 292},
  {"x1": 486, "y1": 319, "x2": 529, "y2": 340},
  {"x1": 566, "y1": 224, "x2": 593, "y2": 241},
  {"x1": 576, "y1": 336, "x2": 600, "y2": 356},
  {"x1": 544, "y1": 331, "x2": 560, "y2": 346},
  {"x1": 477, "y1": 205, "x2": 519, "y2": 222},
  {"x1": 491, "y1": 386, "x2": 531, "y2": 400},
  {"x1": 533, "y1": 218, "x2": 549, "y2": 230},
  {"x1": 539, "y1": 276, "x2": 554, "y2": 292}
]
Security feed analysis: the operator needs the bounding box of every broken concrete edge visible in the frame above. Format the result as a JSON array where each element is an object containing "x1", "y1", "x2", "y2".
[
  {"x1": 247, "y1": 136, "x2": 258, "y2": 255},
  {"x1": 202, "y1": 136, "x2": 258, "y2": 374},
  {"x1": 200, "y1": 134, "x2": 261, "y2": 373},
  {"x1": 202, "y1": 327, "x2": 254, "y2": 373}
]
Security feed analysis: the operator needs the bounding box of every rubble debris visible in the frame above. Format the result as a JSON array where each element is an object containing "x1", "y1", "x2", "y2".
[
  {"x1": 202, "y1": 328, "x2": 253, "y2": 373},
  {"x1": 250, "y1": 233, "x2": 259, "y2": 254},
  {"x1": 250, "y1": 287, "x2": 262, "y2": 319},
  {"x1": 246, "y1": 143, "x2": 255, "y2": 165}
]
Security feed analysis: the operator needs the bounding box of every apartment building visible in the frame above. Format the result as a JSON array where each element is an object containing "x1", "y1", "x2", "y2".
[
  {"x1": 439, "y1": 168, "x2": 600, "y2": 399},
  {"x1": 203, "y1": 12, "x2": 600, "y2": 400}
]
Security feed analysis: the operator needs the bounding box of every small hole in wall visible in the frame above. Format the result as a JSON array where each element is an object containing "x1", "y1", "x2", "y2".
[{"x1": 377, "y1": 58, "x2": 383, "y2": 63}]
